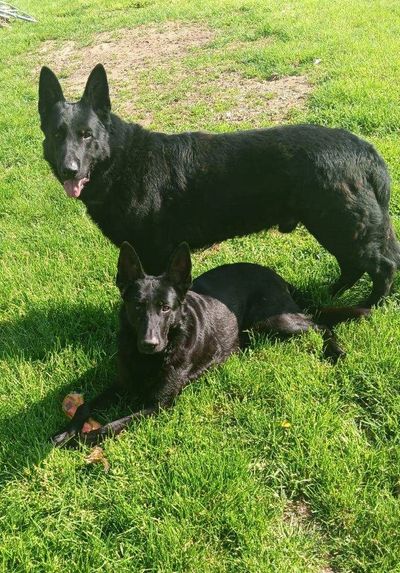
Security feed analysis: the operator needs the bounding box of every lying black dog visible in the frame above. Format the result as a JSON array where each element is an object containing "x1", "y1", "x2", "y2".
[
  {"x1": 39, "y1": 64, "x2": 400, "y2": 306},
  {"x1": 51, "y1": 243, "x2": 369, "y2": 447}
]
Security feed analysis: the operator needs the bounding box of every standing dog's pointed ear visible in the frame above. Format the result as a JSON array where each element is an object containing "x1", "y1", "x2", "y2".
[
  {"x1": 38, "y1": 66, "x2": 65, "y2": 121},
  {"x1": 166, "y1": 242, "x2": 192, "y2": 298},
  {"x1": 116, "y1": 242, "x2": 145, "y2": 295},
  {"x1": 82, "y1": 64, "x2": 111, "y2": 119}
]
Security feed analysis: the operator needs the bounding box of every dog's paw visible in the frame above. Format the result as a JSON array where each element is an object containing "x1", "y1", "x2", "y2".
[
  {"x1": 51, "y1": 427, "x2": 107, "y2": 449},
  {"x1": 51, "y1": 429, "x2": 78, "y2": 448},
  {"x1": 324, "y1": 345, "x2": 346, "y2": 364},
  {"x1": 80, "y1": 427, "x2": 107, "y2": 446}
]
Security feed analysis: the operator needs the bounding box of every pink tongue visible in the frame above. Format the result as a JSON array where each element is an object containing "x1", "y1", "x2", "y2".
[{"x1": 63, "y1": 178, "x2": 89, "y2": 198}]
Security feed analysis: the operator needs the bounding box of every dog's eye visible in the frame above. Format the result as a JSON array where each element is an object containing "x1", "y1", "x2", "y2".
[
  {"x1": 161, "y1": 304, "x2": 171, "y2": 312},
  {"x1": 80, "y1": 129, "x2": 92, "y2": 140}
]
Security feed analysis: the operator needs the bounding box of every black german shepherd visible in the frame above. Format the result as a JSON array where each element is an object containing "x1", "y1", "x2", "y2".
[
  {"x1": 51, "y1": 243, "x2": 369, "y2": 447},
  {"x1": 39, "y1": 64, "x2": 400, "y2": 306}
]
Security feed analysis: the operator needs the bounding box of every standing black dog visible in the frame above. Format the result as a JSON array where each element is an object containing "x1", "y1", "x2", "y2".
[
  {"x1": 51, "y1": 242, "x2": 369, "y2": 447},
  {"x1": 39, "y1": 64, "x2": 400, "y2": 306}
]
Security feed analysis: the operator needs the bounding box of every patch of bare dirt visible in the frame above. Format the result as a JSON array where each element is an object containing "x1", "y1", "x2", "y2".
[
  {"x1": 38, "y1": 22, "x2": 215, "y2": 95},
  {"x1": 171, "y1": 70, "x2": 312, "y2": 125},
  {"x1": 119, "y1": 67, "x2": 311, "y2": 127},
  {"x1": 283, "y1": 501, "x2": 336, "y2": 573},
  {"x1": 283, "y1": 499, "x2": 312, "y2": 527},
  {"x1": 37, "y1": 21, "x2": 312, "y2": 126}
]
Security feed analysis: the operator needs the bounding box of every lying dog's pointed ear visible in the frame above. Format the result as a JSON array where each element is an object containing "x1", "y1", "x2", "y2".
[
  {"x1": 166, "y1": 242, "x2": 192, "y2": 298},
  {"x1": 82, "y1": 64, "x2": 111, "y2": 119},
  {"x1": 38, "y1": 66, "x2": 64, "y2": 122},
  {"x1": 116, "y1": 242, "x2": 145, "y2": 294}
]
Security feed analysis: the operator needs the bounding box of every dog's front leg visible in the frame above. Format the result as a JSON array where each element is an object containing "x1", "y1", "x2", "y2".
[
  {"x1": 73, "y1": 378, "x2": 185, "y2": 447},
  {"x1": 76, "y1": 407, "x2": 159, "y2": 447},
  {"x1": 51, "y1": 384, "x2": 122, "y2": 447}
]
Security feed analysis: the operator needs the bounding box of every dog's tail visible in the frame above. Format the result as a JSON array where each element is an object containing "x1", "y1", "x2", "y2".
[
  {"x1": 368, "y1": 155, "x2": 391, "y2": 208},
  {"x1": 316, "y1": 306, "x2": 370, "y2": 328},
  {"x1": 367, "y1": 155, "x2": 400, "y2": 269},
  {"x1": 388, "y1": 224, "x2": 400, "y2": 269}
]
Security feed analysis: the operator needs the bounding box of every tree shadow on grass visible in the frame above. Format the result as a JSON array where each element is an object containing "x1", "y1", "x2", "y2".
[
  {"x1": 0, "y1": 300, "x2": 119, "y2": 362},
  {"x1": 0, "y1": 367, "x2": 112, "y2": 485},
  {"x1": 0, "y1": 301, "x2": 122, "y2": 486}
]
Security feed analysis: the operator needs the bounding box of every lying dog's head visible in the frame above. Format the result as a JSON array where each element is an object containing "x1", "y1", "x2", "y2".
[
  {"x1": 116, "y1": 242, "x2": 192, "y2": 354},
  {"x1": 38, "y1": 64, "x2": 111, "y2": 199}
]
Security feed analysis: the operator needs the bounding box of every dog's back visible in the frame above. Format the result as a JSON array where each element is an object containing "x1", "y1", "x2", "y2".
[{"x1": 192, "y1": 262, "x2": 300, "y2": 328}]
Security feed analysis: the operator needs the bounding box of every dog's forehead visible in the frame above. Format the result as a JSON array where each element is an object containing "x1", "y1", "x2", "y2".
[
  {"x1": 136, "y1": 277, "x2": 177, "y2": 304},
  {"x1": 53, "y1": 100, "x2": 99, "y2": 128}
]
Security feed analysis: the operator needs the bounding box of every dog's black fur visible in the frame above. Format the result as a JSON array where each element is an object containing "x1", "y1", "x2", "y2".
[
  {"x1": 51, "y1": 242, "x2": 369, "y2": 447},
  {"x1": 39, "y1": 64, "x2": 400, "y2": 306}
]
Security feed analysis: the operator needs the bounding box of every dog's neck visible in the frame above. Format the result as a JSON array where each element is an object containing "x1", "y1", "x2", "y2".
[
  {"x1": 81, "y1": 117, "x2": 150, "y2": 206},
  {"x1": 164, "y1": 298, "x2": 193, "y2": 352}
]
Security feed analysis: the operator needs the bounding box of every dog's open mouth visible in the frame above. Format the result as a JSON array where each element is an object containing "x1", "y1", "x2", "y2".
[{"x1": 63, "y1": 177, "x2": 90, "y2": 198}]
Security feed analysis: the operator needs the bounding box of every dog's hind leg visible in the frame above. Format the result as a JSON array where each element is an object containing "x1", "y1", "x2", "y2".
[
  {"x1": 363, "y1": 256, "x2": 396, "y2": 307},
  {"x1": 253, "y1": 313, "x2": 345, "y2": 363},
  {"x1": 361, "y1": 220, "x2": 400, "y2": 306},
  {"x1": 330, "y1": 262, "x2": 364, "y2": 297}
]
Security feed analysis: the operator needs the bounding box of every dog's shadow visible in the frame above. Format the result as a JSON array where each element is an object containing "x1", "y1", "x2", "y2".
[{"x1": 0, "y1": 302, "x2": 120, "y2": 486}]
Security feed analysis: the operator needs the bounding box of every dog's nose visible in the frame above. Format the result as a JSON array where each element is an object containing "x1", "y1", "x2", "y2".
[
  {"x1": 61, "y1": 160, "x2": 79, "y2": 180},
  {"x1": 140, "y1": 337, "x2": 160, "y2": 353}
]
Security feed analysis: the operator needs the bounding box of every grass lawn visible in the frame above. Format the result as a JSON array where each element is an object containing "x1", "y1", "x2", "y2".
[{"x1": 1, "y1": 1, "x2": 400, "y2": 571}]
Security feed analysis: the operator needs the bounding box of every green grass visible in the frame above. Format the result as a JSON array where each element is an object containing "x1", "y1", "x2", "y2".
[{"x1": 1, "y1": 1, "x2": 400, "y2": 571}]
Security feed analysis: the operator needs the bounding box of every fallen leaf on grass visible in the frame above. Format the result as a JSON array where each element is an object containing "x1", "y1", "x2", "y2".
[{"x1": 85, "y1": 446, "x2": 110, "y2": 473}]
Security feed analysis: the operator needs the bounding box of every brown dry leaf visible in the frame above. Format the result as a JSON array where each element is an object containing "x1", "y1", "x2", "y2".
[{"x1": 85, "y1": 446, "x2": 110, "y2": 473}]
